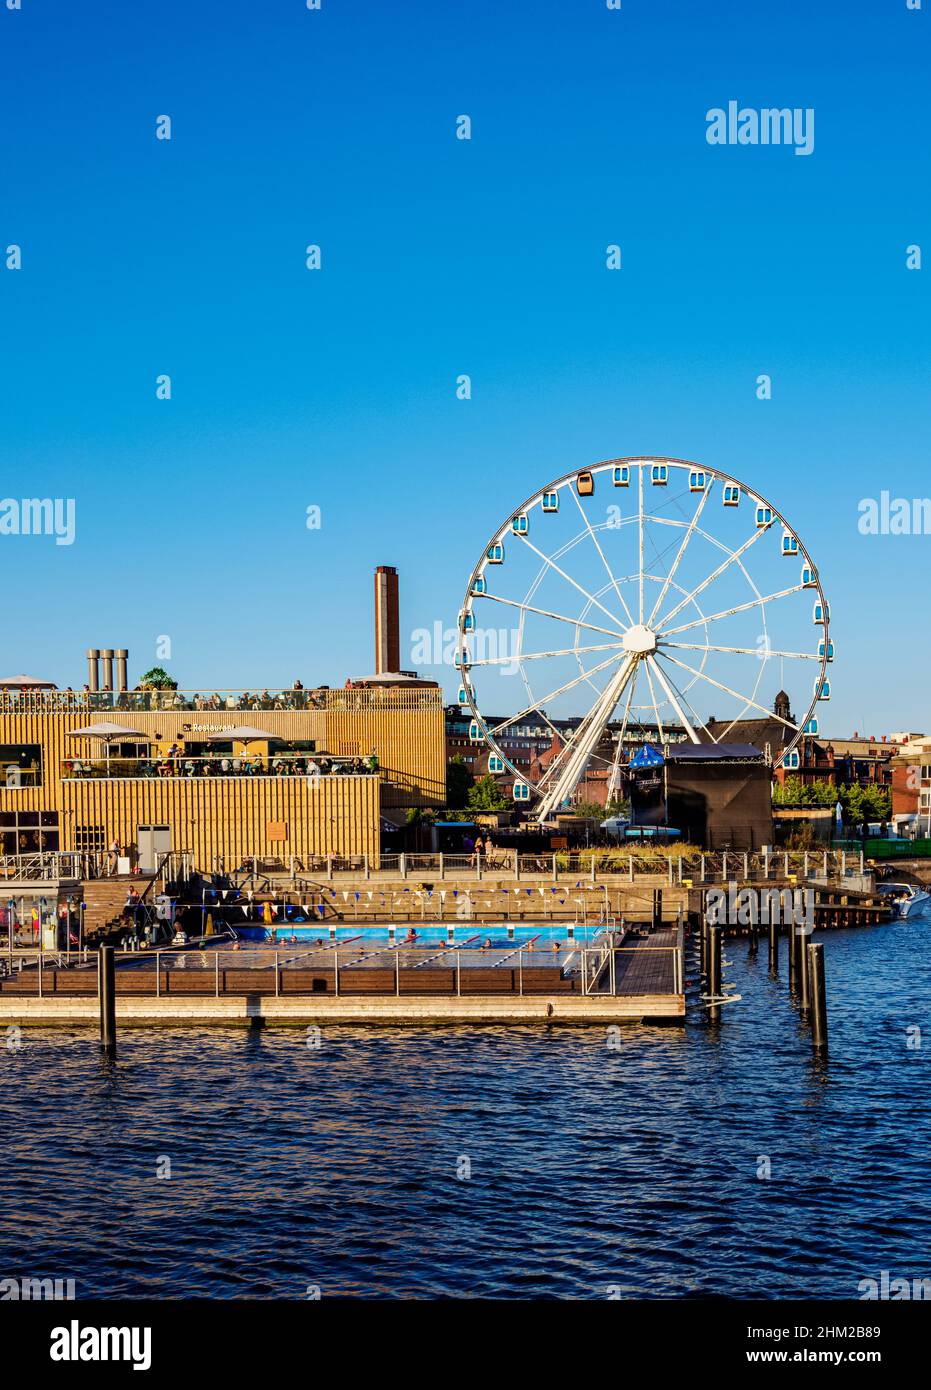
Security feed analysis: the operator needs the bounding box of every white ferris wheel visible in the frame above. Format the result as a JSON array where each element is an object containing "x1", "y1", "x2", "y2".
[{"x1": 457, "y1": 457, "x2": 831, "y2": 822}]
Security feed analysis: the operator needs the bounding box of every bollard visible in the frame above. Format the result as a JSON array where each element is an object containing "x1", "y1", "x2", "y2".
[
  {"x1": 808, "y1": 942, "x2": 828, "y2": 1051},
  {"x1": 767, "y1": 916, "x2": 779, "y2": 974},
  {"x1": 98, "y1": 945, "x2": 116, "y2": 1057}
]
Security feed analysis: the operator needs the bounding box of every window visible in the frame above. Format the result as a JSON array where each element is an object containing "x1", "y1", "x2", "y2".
[
  {"x1": 74, "y1": 825, "x2": 106, "y2": 853},
  {"x1": 0, "y1": 744, "x2": 42, "y2": 788},
  {"x1": 0, "y1": 809, "x2": 59, "y2": 853}
]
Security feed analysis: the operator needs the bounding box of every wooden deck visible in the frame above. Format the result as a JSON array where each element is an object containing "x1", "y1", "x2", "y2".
[
  {"x1": 612, "y1": 927, "x2": 679, "y2": 996},
  {"x1": 0, "y1": 923, "x2": 686, "y2": 1023}
]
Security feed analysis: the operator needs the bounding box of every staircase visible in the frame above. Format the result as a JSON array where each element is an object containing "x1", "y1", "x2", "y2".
[{"x1": 80, "y1": 876, "x2": 163, "y2": 938}]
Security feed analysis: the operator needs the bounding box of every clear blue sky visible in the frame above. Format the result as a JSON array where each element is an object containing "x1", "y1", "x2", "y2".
[{"x1": 0, "y1": 0, "x2": 928, "y2": 735}]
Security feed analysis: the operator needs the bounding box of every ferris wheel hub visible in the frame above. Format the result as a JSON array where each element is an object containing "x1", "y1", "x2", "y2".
[{"x1": 621, "y1": 624, "x2": 658, "y2": 656}]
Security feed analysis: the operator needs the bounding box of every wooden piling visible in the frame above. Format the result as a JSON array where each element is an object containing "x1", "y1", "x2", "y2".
[
  {"x1": 799, "y1": 932, "x2": 811, "y2": 1014},
  {"x1": 808, "y1": 942, "x2": 827, "y2": 1051},
  {"x1": 98, "y1": 945, "x2": 116, "y2": 1057}
]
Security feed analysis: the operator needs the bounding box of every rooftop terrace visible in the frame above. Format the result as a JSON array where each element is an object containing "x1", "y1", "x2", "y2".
[{"x1": 0, "y1": 686, "x2": 443, "y2": 715}]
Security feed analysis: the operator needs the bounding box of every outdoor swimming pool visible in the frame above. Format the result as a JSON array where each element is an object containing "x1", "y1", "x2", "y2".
[{"x1": 232, "y1": 921, "x2": 604, "y2": 948}]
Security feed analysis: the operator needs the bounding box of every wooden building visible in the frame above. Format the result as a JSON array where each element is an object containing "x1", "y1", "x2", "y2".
[{"x1": 0, "y1": 686, "x2": 444, "y2": 871}]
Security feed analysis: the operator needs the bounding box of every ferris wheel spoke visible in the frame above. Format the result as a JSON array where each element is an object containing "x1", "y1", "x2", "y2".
[
  {"x1": 659, "y1": 641, "x2": 819, "y2": 661},
  {"x1": 567, "y1": 483, "x2": 635, "y2": 627},
  {"x1": 645, "y1": 655, "x2": 701, "y2": 743},
  {"x1": 653, "y1": 521, "x2": 774, "y2": 631},
  {"x1": 469, "y1": 640, "x2": 625, "y2": 666},
  {"x1": 535, "y1": 655, "x2": 637, "y2": 820},
  {"x1": 485, "y1": 649, "x2": 625, "y2": 738},
  {"x1": 479, "y1": 592, "x2": 628, "y2": 641},
  {"x1": 605, "y1": 670, "x2": 637, "y2": 797},
  {"x1": 617, "y1": 664, "x2": 639, "y2": 748},
  {"x1": 646, "y1": 655, "x2": 713, "y2": 743},
  {"x1": 659, "y1": 584, "x2": 806, "y2": 639},
  {"x1": 642, "y1": 659, "x2": 665, "y2": 743},
  {"x1": 638, "y1": 465, "x2": 645, "y2": 622},
  {"x1": 515, "y1": 534, "x2": 627, "y2": 632},
  {"x1": 646, "y1": 482, "x2": 713, "y2": 626},
  {"x1": 657, "y1": 651, "x2": 802, "y2": 734}
]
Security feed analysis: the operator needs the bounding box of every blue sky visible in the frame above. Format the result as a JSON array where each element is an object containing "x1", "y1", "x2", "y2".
[{"x1": 0, "y1": 0, "x2": 928, "y2": 734}]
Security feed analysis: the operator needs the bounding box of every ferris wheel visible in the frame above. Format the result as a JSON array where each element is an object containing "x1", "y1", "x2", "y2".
[{"x1": 457, "y1": 457, "x2": 831, "y2": 822}]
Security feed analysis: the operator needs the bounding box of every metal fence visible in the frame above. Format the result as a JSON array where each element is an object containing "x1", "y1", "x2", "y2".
[
  {"x1": 2, "y1": 936, "x2": 684, "y2": 1000},
  {"x1": 265, "y1": 848, "x2": 870, "y2": 883},
  {"x1": 0, "y1": 852, "x2": 83, "y2": 881}
]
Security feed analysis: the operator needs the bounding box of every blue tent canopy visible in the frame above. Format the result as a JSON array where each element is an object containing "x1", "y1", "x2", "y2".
[{"x1": 629, "y1": 743, "x2": 664, "y2": 769}]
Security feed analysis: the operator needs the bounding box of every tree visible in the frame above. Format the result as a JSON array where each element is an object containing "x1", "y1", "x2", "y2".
[
  {"x1": 572, "y1": 800, "x2": 605, "y2": 821},
  {"x1": 605, "y1": 796, "x2": 631, "y2": 819},
  {"x1": 138, "y1": 667, "x2": 177, "y2": 690},
  {"x1": 772, "y1": 776, "x2": 836, "y2": 807},
  {"x1": 838, "y1": 782, "x2": 891, "y2": 825},
  {"x1": 445, "y1": 755, "x2": 474, "y2": 809},
  {"x1": 466, "y1": 775, "x2": 509, "y2": 812}
]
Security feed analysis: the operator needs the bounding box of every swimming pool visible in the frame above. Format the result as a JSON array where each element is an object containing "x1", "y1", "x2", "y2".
[{"x1": 232, "y1": 921, "x2": 604, "y2": 948}]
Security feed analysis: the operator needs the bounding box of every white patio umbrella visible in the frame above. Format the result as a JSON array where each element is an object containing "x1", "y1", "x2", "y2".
[
  {"x1": 67, "y1": 722, "x2": 151, "y2": 774},
  {"x1": 207, "y1": 725, "x2": 281, "y2": 770},
  {"x1": 0, "y1": 674, "x2": 57, "y2": 689},
  {"x1": 207, "y1": 725, "x2": 280, "y2": 746}
]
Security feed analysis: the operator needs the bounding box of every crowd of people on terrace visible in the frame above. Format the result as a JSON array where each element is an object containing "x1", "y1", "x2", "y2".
[
  {"x1": 0, "y1": 679, "x2": 436, "y2": 712},
  {"x1": 67, "y1": 750, "x2": 381, "y2": 779}
]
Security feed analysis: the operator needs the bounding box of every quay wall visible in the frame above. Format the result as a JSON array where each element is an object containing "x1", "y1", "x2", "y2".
[{"x1": 0, "y1": 994, "x2": 684, "y2": 1027}]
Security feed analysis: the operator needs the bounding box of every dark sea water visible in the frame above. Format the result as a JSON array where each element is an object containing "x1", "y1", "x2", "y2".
[{"x1": 1, "y1": 914, "x2": 929, "y2": 1300}]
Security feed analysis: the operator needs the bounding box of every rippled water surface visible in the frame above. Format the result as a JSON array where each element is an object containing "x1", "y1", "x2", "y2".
[{"x1": 1, "y1": 915, "x2": 929, "y2": 1299}]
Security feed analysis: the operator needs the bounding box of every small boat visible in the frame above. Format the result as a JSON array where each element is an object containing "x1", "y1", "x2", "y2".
[{"x1": 876, "y1": 882, "x2": 931, "y2": 917}]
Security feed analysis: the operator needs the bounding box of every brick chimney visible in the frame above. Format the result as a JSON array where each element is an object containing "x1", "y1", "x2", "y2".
[{"x1": 374, "y1": 565, "x2": 400, "y2": 674}]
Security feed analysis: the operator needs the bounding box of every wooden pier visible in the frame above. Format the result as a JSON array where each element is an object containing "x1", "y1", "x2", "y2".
[{"x1": 0, "y1": 925, "x2": 685, "y2": 1026}]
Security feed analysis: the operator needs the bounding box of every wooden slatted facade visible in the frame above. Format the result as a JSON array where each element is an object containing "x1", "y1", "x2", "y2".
[{"x1": 0, "y1": 689, "x2": 444, "y2": 869}]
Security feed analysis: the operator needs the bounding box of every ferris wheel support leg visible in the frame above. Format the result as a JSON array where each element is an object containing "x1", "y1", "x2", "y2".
[
  {"x1": 646, "y1": 656, "x2": 702, "y2": 744},
  {"x1": 535, "y1": 655, "x2": 636, "y2": 822}
]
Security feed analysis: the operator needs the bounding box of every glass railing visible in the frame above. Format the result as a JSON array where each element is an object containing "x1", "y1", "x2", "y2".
[
  {"x1": 60, "y1": 753, "x2": 381, "y2": 780},
  {"x1": 0, "y1": 686, "x2": 443, "y2": 714}
]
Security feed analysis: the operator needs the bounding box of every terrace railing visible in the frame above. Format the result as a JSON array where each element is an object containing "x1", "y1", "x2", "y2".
[
  {"x1": 0, "y1": 686, "x2": 443, "y2": 715},
  {"x1": 0, "y1": 852, "x2": 82, "y2": 881},
  {"x1": 60, "y1": 755, "x2": 380, "y2": 780}
]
